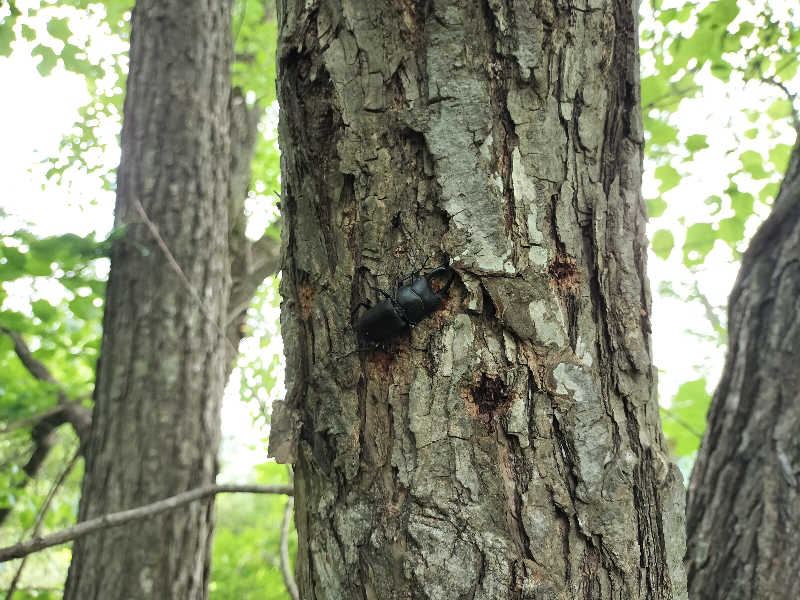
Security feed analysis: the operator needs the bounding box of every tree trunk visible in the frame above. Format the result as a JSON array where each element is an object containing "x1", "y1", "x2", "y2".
[
  {"x1": 270, "y1": 0, "x2": 687, "y2": 598},
  {"x1": 63, "y1": 1, "x2": 235, "y2": 597},
  {"x1": 686, "y1": 142, "x2": 800, "y2": 599}
]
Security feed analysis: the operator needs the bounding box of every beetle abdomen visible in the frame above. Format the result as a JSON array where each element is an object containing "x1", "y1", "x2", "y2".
[{"x1": 355, "y1": 299, "x2": 408, "y2": 342}]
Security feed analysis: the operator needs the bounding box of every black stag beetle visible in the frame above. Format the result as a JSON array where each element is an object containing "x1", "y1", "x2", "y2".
[{"x1": 352, "y1": 264, "x2": 456, "y2": 344}]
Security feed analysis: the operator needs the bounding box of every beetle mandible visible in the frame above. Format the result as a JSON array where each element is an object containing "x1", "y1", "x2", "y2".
[{"x1": 352, "y1": 265, "x2": 455, "y2": 344}]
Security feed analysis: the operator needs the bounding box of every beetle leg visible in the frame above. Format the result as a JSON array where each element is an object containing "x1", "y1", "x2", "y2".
[{"x1": 424, "y1": 265, "x2": 449, "y2": 279}]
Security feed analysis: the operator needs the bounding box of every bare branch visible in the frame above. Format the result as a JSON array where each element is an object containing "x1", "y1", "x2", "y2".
[
  {"x1": 0, "y1": 399, "x2": 91, "y2": 528},
  {"x1": 226, "y1": 233, "x2": 281, "y2": 326},
  {"x1": 0, "y1": 483, "x2": 293, "y2": 563},
  {"x1": 0, "y1": 327, "x2": 57, "y2": 384},
  {"x1": 1, "y1": 405, "x2": 70, "y2": 436},
  {"x1": 1, "y1": 402, "x2": 91, "y2": 439},
  {"x1": 690, "y1": 282, "x2": 726, "y2": 346},
  {"x1": 0, "y1": 328, "x2": 92, "y2": 442}
]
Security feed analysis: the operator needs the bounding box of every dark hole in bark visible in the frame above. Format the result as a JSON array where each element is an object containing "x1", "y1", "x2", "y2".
[
  {"x1": 469, "y1": 373, "x2": 510, "y2": 425},
  {"x1": 481, "y1": 285, "x2": 497, "y2": 319}
]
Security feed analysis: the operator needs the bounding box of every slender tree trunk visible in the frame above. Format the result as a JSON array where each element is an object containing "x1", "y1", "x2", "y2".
[
  {"x1": 63, "y1": 1, "x2": 235, "y2": 597},
  {"x1": 270, "y1": 0, "x2": 687, "y2": 598},
  {"x1": 686, "y1": 142, "x2": 800, "y2": 599}
]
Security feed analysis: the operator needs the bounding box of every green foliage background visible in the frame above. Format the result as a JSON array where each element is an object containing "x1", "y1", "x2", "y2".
[
  {"x1": 210, "y1": 464, "x2": 295, "y2": 600},
  {"x1": 640, "y1": 0, "x2": 798, "y2": 465}
]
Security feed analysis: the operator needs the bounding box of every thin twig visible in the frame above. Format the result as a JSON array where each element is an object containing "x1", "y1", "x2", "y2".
[
  {"x1": 691, "y1": 282, "x2": 726, "y2": 345},
  {"x1": 660, "y1": 407, "x2": 704, "y2": 439},
  {"x1": 0, "y1": 483, "x2": 293, "y2": 563},
  {"x1": 5, "y1": 446, "x2": 82, "y2": 599},
  {"x1": 758, "y1": 74, "x2": 800, "y2": 134},
  {"x1": 132, "y1": 198, "x2": 239, "y2": 357},
  {"x1": 280, "y1": 466, "x2": 299, "y2": 600},
  {"x1": 1, "y1": 405, "x2": 70, "y2": 436}
]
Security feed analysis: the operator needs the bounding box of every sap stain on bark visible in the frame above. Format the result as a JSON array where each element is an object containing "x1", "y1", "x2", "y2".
[
  {"x1": 548, "y1": 254, "x2": 579, "y2": 293},
  {"x1": 298, "y1": 283, "x2": 314, "y2": 321},
  {"x1": 548, "y1": 254, "x2": 580, "y2": 348}
]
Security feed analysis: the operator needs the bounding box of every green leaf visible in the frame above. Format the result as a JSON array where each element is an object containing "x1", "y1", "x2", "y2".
[
  {"x1": 739, "y1": 150, "x2": 769, "y2": 180},
  {"x1": 683, "y1": 222, "x2": 715, "y2": 266},
  {"x1": 47, "y1": 17, "x2": 72, "y2": 42},
  {"x1": 61, "y1": 43, "x2": 103, "y2": 77},
  {"x1": 776, "y1": 57, "x2": 798, "y2": 81},
  {"x1": 32, "y1": 299, "x2": 58, "y2": 323},
  {"x1": 709, "y1": 0, "x2": 739, "y2": 27},
  {"x1": 0, "y1": 14, "x2": 16, "y2": 57},
  {"x1": 743, "y1": 128, "x2": 758, "y2": 140},
  {"x1": 2, "y1": 246, "x2": 26, "y2": 270},
  {"x1": 655, "y1": 164, "x2": 681, "y2": 193},
  {"x1": 737, "y1": 22, "x2": 754, "y2": 37},
  {"x1": 651, "y1": 229, "x2": 674, "y2": 259},
  {"x1": 728, "y1": 188, "x2": 754, "y2": 217},
  {"x1": 32, "y1": 44, "x2": 58, "y2": 76},
  {"x1": 710, "y1": 60, "x2": 732, "y2": 82},
  {"x1": 680, "y1": 25, "x2": 718, "y2": 68},
  {"x1": 722, "y1": 30, "x2": 742, "y2": 54},
  {"x1": 658, "y1": 4, "x2": 693, "y2": 25},
  {"x1": 641, "y1": 75, "x2": 670, "y2": 109},
  {"x1": 768, "y1": 143, "x2": 792, "y2": 172},
  {"x1": 0, "y1": 261, "x2": 25, "y2": 282},
  {"x1": 646, "y1": 117, "x2": 679, "y2": 146},
  {"x1": 647, "y1": 197, "x2": 668, "y2": 219},
  {"x1": 0, "y1": 310, "x2": 31, "y2": 331},
  {"x1": 69, "y1": 295, "x2": 99, "y2": 321},
  {"x1": 718, "y1": 216, "x2": 745, "y2": 247},
  {"x1": 759, "y1": 182, "x2": 779, "y2": 204},
  {"x1": 705, "y1": 195, "x2": 722, "y2": 215},
  {"x1": 20, "y1": 23, "x2": 36, "y2": 42},
  {"x1": 662, "y1": 378, "x2": 711, "y2": 456},
  {"x1": 685, "y1": 134, "x2": 708, "y2": 152},
  {"x1": 766, "y1": 98, "x2": 793, "y2": 121}
]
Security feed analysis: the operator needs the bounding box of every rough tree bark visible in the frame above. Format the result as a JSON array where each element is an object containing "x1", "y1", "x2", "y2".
[
  {"x1": 63, "y1": 1, "x2": 240, "y2": 597},
  {"x1": 686, "y1": 142, "x2": 800, "y2": 599},
  {"x1": 270, "y1": 0, "x2": 687, "y2": 598}
]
